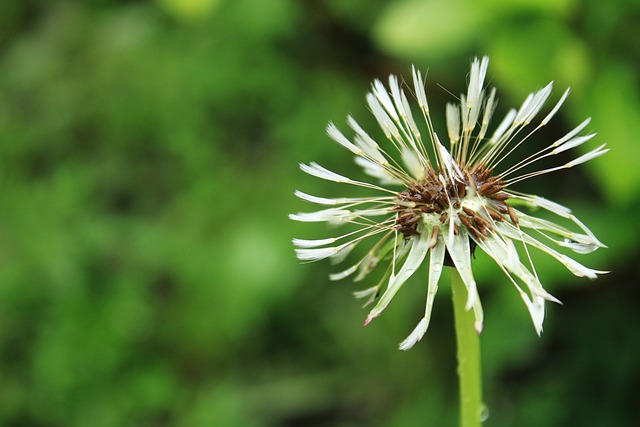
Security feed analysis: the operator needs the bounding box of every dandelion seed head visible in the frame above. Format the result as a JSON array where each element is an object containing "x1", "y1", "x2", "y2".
[{"x1": 291, "y1": 56, "x2": 607, "y2": 350}]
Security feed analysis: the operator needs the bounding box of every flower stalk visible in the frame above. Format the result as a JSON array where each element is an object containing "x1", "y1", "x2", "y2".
[{"x1": 451, "y1": 268, "x2": 484, "y2": 427}]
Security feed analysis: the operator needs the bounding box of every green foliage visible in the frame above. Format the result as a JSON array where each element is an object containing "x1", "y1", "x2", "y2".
[{"x1": 0, "y1": 1, "x2": 637, "y2": 426}]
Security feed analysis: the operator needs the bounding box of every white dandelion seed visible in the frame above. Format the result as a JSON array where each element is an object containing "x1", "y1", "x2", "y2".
[{"x1": 291, "y1": 57, "x2": 607, "y2": 350}]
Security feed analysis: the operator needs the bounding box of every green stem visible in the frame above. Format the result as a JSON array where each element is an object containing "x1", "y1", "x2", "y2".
[{"x1": 451, "y1": 268, "x2": 484, "y2": 427}]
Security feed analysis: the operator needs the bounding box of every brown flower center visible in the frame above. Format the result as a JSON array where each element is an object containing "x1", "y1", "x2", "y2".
[{"x1": 393, "y1": 164, "x2": 511, "y2": 240}]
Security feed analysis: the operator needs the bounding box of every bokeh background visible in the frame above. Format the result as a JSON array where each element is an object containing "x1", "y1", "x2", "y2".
[{"x1": 0, "y1": 0, "x2": 638, "y2": 426}]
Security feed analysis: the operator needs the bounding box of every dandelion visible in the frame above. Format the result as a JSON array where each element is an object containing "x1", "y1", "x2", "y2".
[{"x1": 290, "y1": 57, "x2": 607, "y2": 351}]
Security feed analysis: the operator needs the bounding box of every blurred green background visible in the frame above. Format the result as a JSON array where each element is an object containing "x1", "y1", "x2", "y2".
[{"x1": 0, "y1": 0, "x2": 638, "y2": 426}]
